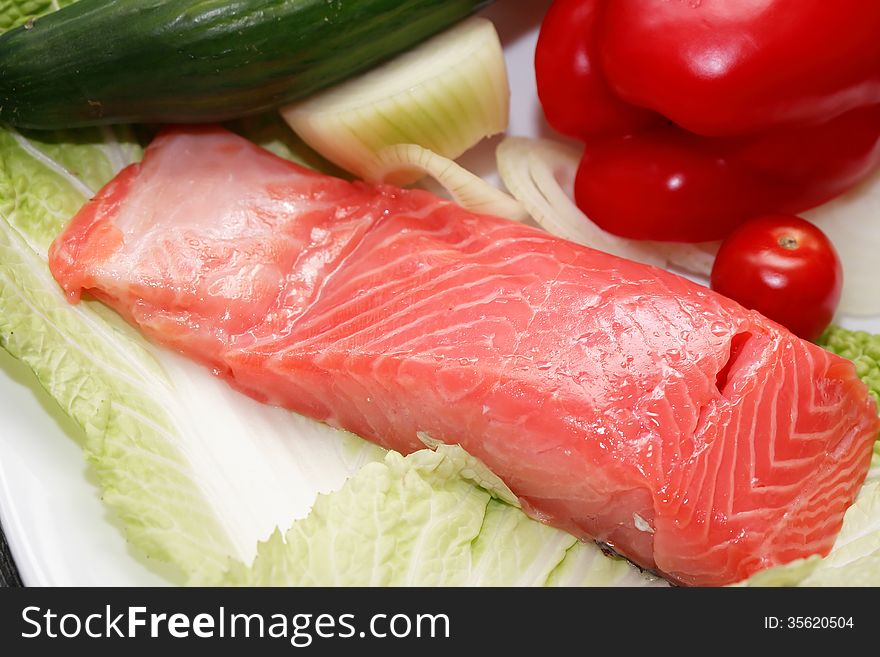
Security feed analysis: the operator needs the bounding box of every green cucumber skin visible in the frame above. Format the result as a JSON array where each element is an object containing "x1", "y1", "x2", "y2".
[{"x1": 0, "y1": 0, "x2": 493, "y2": 129}]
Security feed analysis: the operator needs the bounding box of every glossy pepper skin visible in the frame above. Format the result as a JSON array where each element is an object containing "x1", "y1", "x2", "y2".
[{"x1": 536, "y1": 0, "x2": 880, "y2": 242}]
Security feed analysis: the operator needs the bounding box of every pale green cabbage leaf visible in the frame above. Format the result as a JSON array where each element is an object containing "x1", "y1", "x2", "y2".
[{"x1": 221, "y1": 443, "x2": 661, "y2": 587}]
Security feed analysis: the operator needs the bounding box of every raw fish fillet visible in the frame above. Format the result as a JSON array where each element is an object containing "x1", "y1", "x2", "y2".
[{"x1": 49, "y1": 127, "x2": 879, "y2": 586}]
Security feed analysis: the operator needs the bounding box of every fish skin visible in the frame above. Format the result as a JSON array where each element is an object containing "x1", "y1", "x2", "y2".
[{"x1": 49, "y1": 126, "x2": 879, "y2": 586}]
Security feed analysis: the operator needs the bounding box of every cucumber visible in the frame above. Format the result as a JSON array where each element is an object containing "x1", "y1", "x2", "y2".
[{"x1": 0, "y1": 0, "x2": 493, "y2": 129}]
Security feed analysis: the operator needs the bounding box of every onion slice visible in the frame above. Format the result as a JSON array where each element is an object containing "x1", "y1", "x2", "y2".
[
  {"x1": 281, "y1": 17, "x2": 509, "y2": 186},
  {"x1": 372, "y1": 143, "x2": 527, "y2": 221}
]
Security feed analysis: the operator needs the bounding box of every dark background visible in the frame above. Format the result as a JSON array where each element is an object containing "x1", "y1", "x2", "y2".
[{"x1": 0, "y1": 586, "x2": 871, "y2": 653}]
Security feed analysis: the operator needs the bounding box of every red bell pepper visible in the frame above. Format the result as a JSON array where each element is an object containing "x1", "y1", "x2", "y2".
[{"x1": 535, "y1": 0, "x2": 880, "y2": 242}]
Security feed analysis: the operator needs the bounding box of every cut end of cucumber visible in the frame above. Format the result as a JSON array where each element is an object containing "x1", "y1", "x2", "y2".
[{"x1": 281, "y1": 17, "x2": 510, "y2": 184}]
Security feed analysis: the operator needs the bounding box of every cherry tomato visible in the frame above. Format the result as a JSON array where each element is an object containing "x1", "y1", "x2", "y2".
[{"x1": 710, "y1": 215, "x2": 842, "y2": 341}]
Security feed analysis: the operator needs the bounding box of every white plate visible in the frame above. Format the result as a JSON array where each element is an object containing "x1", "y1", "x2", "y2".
[{"x1": 0, "y1": 0, "x2": 877, "y2": 586}]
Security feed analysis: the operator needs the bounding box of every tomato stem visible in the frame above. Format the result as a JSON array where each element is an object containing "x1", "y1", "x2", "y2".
[{"x1": 778, "y1": 235, "x2": 798, "y2": 250}]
